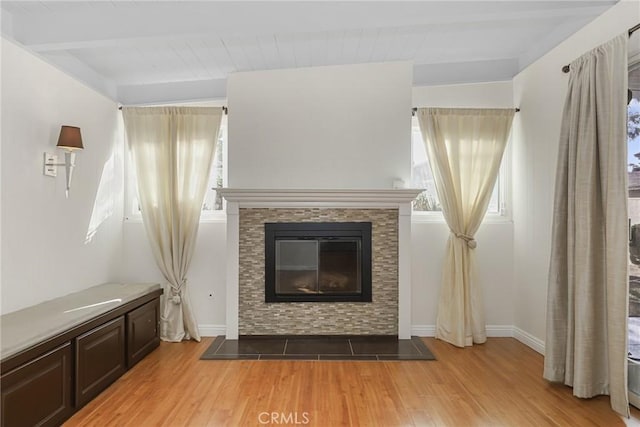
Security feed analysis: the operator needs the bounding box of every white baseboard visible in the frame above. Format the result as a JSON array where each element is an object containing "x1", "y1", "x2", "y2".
[
  {"x1": 513, "y1": 327, "x2": 545, "y2": 355},
  {"x1": 629, "y1": 359, "x2": 640, "y2": 409},
  {"x1": 198, "y1": 324, "x2": 226, "y2": 337},
  {"x1": 486, "y1": 324, "x2": 514, "y2": 337},
  {"x1": 411, "y1": 324, "x2": 545, "y2": 355},
  {"x1": 411, "y1": 325, "x2": 436, "y2": 336},
  {"x1": 411, "y1": 324, "x2": 515, "y2": 338},
  {"x1": 629, "y1": 390, "x2": 640, "y2": 409}
]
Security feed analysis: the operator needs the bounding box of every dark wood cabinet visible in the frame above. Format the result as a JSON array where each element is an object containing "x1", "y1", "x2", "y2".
[
  {"x1": 127, "y1": 298, "x2": 160, "y2": 368},
  {"x1": 75, "y1": 317, "x2": 126, "y2": 407},
  {"x1": 0, "y1": 288, "x2": 162, "y2": 427},
  {"x1": 1, "y1": 343, "x2": 72, "y2": 427}
]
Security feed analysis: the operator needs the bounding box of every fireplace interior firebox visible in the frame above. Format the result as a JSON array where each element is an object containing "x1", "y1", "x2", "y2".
[{"x1": 265, "y1": 222, "x2": 372, "y2": 302}]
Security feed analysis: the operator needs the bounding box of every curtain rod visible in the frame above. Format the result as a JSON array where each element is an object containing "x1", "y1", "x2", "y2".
[
  {"x1": 411, "y1": 107, "x2": 520, "y2": 115},
  {"x1": 117, "y1": 105, "x2": 228, "y2": 114},
  {"x1": 116, "y1": 105, "x2": 520, "y2": 115},
  {"x1": 562, "y1": 22, "x2": 640, "y2": 73}
]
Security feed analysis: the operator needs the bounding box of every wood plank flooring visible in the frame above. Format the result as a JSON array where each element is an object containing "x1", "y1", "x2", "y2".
[{"x1": 65, "y1": 337, "x2": 640, "y2": 426}]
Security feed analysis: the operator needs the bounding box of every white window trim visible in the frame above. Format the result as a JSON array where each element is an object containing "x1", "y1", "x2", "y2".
[
  {"x1": 123, "y1": 114, "x2": 141, "y2": 222},
  {"x1": 201, "y1": 113, "x2": 229, "y2": 221}
]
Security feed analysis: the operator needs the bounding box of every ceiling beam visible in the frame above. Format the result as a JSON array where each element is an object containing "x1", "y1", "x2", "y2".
[
  {"x1": 42, "y1": 51, "x2": 117, "y2": 100},
  {"x1": 1, "y1": 9, "x2": 14, "y2": 39}
]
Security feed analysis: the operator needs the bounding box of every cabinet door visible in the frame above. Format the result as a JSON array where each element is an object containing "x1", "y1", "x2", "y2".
[
  {"x1": 126, "y1": 298, "x2": 160, "y2": 368},
  {"x1": 1, "y1": 342, "x2": 72, "y2": 427},
  {"x1": 75, "y1": 317, "x2": 126, "y2": 407}
]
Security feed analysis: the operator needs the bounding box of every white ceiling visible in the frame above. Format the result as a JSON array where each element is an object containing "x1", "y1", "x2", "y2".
[{"x1": 1, "y1": 1, "x2": 619, "y2": 105}]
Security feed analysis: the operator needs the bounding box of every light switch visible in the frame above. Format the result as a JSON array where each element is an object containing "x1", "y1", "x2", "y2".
[{"x1": 43, "y1": 153, "x2": 57, "y2": 177}]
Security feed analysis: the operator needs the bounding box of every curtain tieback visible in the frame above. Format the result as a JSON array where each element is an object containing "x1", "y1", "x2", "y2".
[
  {"x1": 454, "y1": 233, "x2": 477, "y2": 249},
  {"x1": 169, "y1": 284, "x2": 184, "y2": 305}
]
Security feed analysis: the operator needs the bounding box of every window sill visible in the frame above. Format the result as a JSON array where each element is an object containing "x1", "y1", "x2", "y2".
[
  {"x1": 411, "y1": 212, "x2": 512, "y2": 224},
  {"x1": 124, "y1": 215, "x2": 143, "y2": 223},
  {"x1": 124, "y1": 212, "x2": 227, "y2": 223}
]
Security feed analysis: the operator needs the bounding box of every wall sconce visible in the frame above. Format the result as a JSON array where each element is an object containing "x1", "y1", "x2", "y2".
[{"x1": 43, "y1": 126, "x2": 84, "y2": 197}]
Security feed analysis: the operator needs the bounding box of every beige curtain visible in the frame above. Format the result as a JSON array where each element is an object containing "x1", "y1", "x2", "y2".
[
  {"x1": 545, "y1": 34, "x2": 629, "y2": 416},
  {"x1": 417, "y1": 108, "x2": 514, "y2": 347},
  {"x1": 123, "y1": 107, "x2": 223, "y2": 342}
]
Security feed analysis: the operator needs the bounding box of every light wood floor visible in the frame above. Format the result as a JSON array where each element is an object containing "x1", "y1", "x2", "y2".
[{"x1": 65, "y1": 337, "x2": 640, "y2": 426}]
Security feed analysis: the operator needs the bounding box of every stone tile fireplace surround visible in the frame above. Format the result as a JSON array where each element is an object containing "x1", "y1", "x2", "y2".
[{"x1": 220, "y1": 189, "x2": 421, "y2": 339}]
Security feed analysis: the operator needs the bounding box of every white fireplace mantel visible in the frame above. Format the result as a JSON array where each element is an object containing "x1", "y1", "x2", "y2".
[
  {"x1": 220, "y1": 188, "x2": 422, "y2": 339},
  {"x1": 219, "y1": 188, "x2": 424, "y2": 207}
]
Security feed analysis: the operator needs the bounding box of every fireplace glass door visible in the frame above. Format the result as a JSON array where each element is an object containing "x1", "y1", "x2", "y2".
[
  {"x1": 265, "y1": 222, "x2": 372, "y2": 303},
  {"x1": 275, "y1": 239, "x2": 362, "y2": 295}
]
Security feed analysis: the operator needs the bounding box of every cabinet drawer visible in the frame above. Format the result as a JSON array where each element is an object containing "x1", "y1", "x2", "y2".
[
  {"x1": 1, "y1": 342, "x2": 72, "y2": 427},
  {"x1": 75, "y1": 317, "x2": 126, "y2": 407},
  {"x1": 126, "y1": 299, "x2": 160, "y2": 368}
]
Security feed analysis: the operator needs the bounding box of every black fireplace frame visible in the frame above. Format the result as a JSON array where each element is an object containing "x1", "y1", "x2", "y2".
[{"x1": 264, "y1": 222, "x2": 372, "y2": 303}]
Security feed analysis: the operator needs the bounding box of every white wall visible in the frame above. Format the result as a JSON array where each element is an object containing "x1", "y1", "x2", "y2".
[
  {"x1": 512, "y1": 0, "x2": 640, "y2": 348},
  {"x1": 412, "y1": 81, "x2": 514, "y2": 108},
  {"x1": 0, "y1": 38, "x2": 124, "y2": 314},
  {"x1": 227, "y1": 62, "x2": 413, "y2": 190},
  {"x1": 121, "y1": 220, "x2": 228, "y2": 331},
  {"x1": 411, "y1": 223, "x2": 515, "y2": 331},
  {"x1": 410, "y1": 81, "x2": 515, "y2": 331}
]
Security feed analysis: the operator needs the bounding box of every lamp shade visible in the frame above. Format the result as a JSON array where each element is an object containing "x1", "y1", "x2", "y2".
[{"x1": 56, "y1": 126, "x2": 83, "y2": 151}]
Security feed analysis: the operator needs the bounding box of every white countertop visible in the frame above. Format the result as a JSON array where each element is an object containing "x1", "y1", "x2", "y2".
[{"x1": 1, "y1": 283, "x2": 162, "y2": 360}]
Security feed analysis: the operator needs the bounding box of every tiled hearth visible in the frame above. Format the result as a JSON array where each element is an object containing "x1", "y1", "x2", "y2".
[
  {"x1": 220, "y1": 189, "x2": 421, "y2": 339},
  {"x1": 200, "y1": 335, "x2": 435, "y2": 361}
]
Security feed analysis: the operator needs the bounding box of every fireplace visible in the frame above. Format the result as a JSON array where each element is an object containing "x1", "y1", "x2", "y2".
[
  {"x1": 265, "y1": 222, "x2": 372, "y2": 303},
  {"x1": 219, "y1": 189, "x2": 421, "y2": 338}
]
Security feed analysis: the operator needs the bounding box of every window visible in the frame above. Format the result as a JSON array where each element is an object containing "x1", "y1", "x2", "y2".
[
  {"x1": 126, "y1": 114, "x2": 227, "y2": 220},
  {"x1": 410, "y1": 116, "x2": 504, "y2": 215},
  {"x1": 202, "y1": 114, "x2": 228, "y2": 212},
  {"x1": 626, "y1": 72, "x2": 640, "y2": 383}
]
